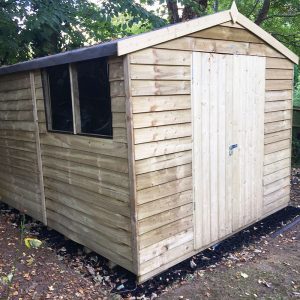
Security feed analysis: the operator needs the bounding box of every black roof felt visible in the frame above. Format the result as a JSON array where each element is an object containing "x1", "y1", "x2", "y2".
[
  {"x1": 0, "y1": 39, "x2": 118, "y2": 76},
  {"x1": 0, "y1": 19, "x2": 188, "y2": 76}
]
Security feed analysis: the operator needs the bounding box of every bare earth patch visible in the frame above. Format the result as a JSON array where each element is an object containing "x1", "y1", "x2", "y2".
[
  {"x1": 160, "y1": 223, "x2": 300, "y2": 299},
  {"x1": 0, "y1": 210, "x2": 107, "y2": 299}
]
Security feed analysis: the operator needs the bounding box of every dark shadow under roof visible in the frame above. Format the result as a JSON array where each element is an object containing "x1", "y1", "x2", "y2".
[{"x1": 0, "y1": 39, "x2": 118, "y2": 76}]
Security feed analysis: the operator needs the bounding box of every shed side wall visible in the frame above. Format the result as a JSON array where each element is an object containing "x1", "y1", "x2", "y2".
[
  {"x1": 32, "y1": 56, "x2": 134, "y2": 272},
  {"x1": 0, "y1": 72, "x2": 44, "y2": 221},
  {"x1": 129, "y1": 23, "x2": 293, "y2": 281}
]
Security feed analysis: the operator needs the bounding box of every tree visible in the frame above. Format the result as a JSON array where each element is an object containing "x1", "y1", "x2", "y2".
[
  {"x1": 0, "y1": 0, "x2": 24, "y2": 65},
  {"x1": 0, "y1": 0, "x2": 299, "y2": 65},
  {"x1": 0, "y1": 0, "x2": 164, "y2": 66}
]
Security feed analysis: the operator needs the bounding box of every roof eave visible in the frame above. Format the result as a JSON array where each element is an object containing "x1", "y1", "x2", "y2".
[
  {"x1": 0, "y1": 41, "x2": 118, "y2": 76},
  {"x1": 236, "y1": 13, "x2": 298, "y2": 65}
]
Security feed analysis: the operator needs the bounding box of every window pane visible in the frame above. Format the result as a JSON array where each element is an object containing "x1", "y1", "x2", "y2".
[
  {"x1": 46, "y1": 64, "x2": 73, "y2": 132},
  {"x1": 77, "y1": 58, "x2": 112, "y2": 137}
]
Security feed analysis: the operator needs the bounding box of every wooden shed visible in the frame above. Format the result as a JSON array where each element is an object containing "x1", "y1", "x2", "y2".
[{"x1": 0, "y1": 3, "x2": 298, "y2": 282}]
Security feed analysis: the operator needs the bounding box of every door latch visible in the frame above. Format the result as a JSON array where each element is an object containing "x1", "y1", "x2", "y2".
[{"x1": 229, "y1": 144, "x2": 238, "y2": 156}]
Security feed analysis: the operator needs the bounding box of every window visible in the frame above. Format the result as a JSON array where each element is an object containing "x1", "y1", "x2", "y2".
[
  {"x1": 77, "y1": 58, "x2": 112, "y2": 136},
  {"x1": 42, "y1": 57, "x2": 112, "y2": 138},
  {"x1": 44, "y1": 64, "x2": 73, "y2": 132}
]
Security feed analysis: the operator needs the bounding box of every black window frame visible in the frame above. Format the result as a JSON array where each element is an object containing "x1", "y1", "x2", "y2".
[{"x1": 41, "y1": 58, "x2": 113, "y2": 139}]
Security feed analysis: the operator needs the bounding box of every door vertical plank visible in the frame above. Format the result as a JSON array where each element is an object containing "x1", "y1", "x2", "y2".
[
  {"x1": 225, "y1": 55, "x2": 233, "y2": 235},
  {"x1": 192, "y1": 52, "x2": 202, "y2": 249},
  {"x1": 242, "y1": 57, "x2": 248, "y2": 225},
  {"x1": 253, "y1": 56, "x2": 259, "y2": 221},
  {"x1": 232, "y1": 55, "x2": 241, "y2": 231},
  {"x1": 201, "y1": 53, "x2": 211, "y2": 247},
  {"x1": 209, "y1": 54, "x2": 219, "y2": 243},
  {"x1": 256, "y1": 57, "x2": 266, "y2": 219},
  {"x1": 217, "y1": 55, "x2": 226, "y2": 239},
  {"x1": 246, "y1": 56, "x2": 254, "y2": 224},
  {"x1": 240, "y1": 56, "x2": 247, "y2": 228}
]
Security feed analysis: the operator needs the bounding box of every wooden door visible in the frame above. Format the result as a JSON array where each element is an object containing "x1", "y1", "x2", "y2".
[{"x1": 192, "y1": 53, "x2": 265, "y2": 249}]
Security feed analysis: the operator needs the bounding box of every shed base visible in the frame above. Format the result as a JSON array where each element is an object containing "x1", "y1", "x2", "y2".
[{"x1": 137, "y1": 203, "x2": 288, "y2": 283}]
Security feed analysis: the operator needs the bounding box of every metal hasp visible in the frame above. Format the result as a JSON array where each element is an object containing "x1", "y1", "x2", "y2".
[{"x1": 229, "y1": 144, "x2": 238, "y2": 156}]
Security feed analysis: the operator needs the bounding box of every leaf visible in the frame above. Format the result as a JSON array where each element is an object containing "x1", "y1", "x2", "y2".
[
  {"x1": 86, "y1": 265, "x2": 95, "y2": 275},
  {"x1": 190, "y1": 259, "x2": 197, "y2": 269},
  {"x1": 26, "y1": 257, "x2": 34, "y2": 266},
  {"x1": 7, "y1": 273, "x2": 13, "y2": 283},
  {"x1": 116, "y1": 284, "x2": 124, "y2": 290},
  {"x1": 258, "y1": 279, "x2": 272, "y2": 288},
  {"x1": 240, "y1": 272, "x2": 249, "y2": 278},
  {"x1": 1, "y1": 273, "x2": 14, "y2": 284},
  {"x1": 24, "y1": 238, "x2": 42, "y2": 249}
]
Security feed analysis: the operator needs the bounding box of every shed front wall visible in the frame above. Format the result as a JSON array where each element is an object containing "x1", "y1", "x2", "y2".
[
  {"x1": 127, "y1": 22, "x2": 294, "y2": 281},
  {"x1": 31, "y1": 56, "x2": 134, "y2": 272}
]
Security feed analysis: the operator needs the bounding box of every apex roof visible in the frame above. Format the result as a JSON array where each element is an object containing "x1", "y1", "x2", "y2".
[
  {"x1": 117, "y1": 1, "x2": 298, "y2": 64},
  {"x1": 0, "y1": 1, "x2": 298, "y2": 76}
]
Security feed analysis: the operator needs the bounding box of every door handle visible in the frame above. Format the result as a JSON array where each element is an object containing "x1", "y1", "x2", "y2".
[{"x1": 229, "y1": 144, "x2": 238, "y2": 156}]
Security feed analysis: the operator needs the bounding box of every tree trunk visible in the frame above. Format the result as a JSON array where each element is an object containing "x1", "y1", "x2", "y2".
[
  {"x1": 182, "y1": 0, "x2": 208, "y2": 21},
  {"x1": 213, "y1": 0, "x2": 219, "y2": 12},
  {"x1": 166, "y1": 0, "x2": 180, "y2": 23},
  {"x1": 255, "y1": 0, "x2": 270, "y2": 25}
]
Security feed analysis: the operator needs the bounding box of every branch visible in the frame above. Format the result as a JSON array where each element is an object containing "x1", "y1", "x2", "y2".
[
  {"x1": 255, "y1": 0, "x2": 271, "y2": 25},
  {"x1": 247, "y1": 0, "x2": 260, "y2": 18},
  {"x1": 213, "y1": 0, "x2": 219, "y2": 13},
  {"x1": 166, "y1": 0, "x2": 180, "y2": 24},
  {"x1": 271, "y1": 32, "x2": 300, "y2": 38},
  {"x1": 271, "y1": 33, "x2": 300, "y2": 47},
  {"x1": 263, "y1": 12, "x2": 300, "y2": 20},
  {"x1": 182, "y1": 0, "x2": 208, "y2": 21}
]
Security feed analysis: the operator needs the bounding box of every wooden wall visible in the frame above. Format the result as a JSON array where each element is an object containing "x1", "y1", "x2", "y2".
[
  {"x1": 31, "y1": 57, "x2": 134, "y2": 272},
  {"x1": 0, "y1": 72, "x2": 45, "y2": 222},
  {"x1": 263, "y1": 58, "x2": 293, "y2": 215},
  {"x1": 127, "y1": 22, "x2": 294, "y2": 281}
]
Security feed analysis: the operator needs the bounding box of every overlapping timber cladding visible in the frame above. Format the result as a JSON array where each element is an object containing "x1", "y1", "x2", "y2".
[{"x1": 0, "y1": 2, "x2": 298, "y2": 282}]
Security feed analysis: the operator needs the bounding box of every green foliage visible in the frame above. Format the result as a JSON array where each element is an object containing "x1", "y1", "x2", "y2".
[
  {"x1": 0, "y1": 0, "x2": 164, "y2": 65},
  {"x1": 294, "y1": 66, "x2": 300, "y2": 107},
  {"x1": 294, "y1": 82, "x2": 300, "y2": 107},
  {"x1": 247, "y1": 0, "x2": 300, "y2": 58},
  {"x1": 0, "y1": 0, "x2": 25, "y2": 64},
  {"x1": 292, "y1": 132, "x2": 300, "y2": 165}
]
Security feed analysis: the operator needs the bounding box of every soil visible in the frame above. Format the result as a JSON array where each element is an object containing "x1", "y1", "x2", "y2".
[
  {"x1": 160, "y1": 222, "x2": 300, "y2": 300},
  {"x1": 0, "y1": 210, "x2": 107, "y2": 300},
  {"x1": 0, "y1": 174, "x2": 299, "y2": 300}
]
